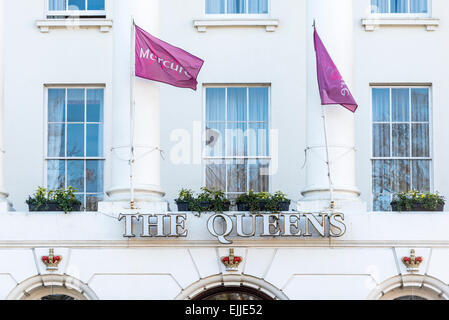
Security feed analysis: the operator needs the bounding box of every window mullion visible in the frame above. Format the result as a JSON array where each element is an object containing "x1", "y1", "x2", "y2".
[
  {"x1": 389, "y1": 88, "x2": 393, "y2": 198},
  {"x1": 246, "y1": 87, "x2": 249, "y2": 193},
  {"x1": 409, "y1": 88, "x2": 413, "y2": 189},
  {"x1": 225, "y1": 87, "x2": 228, "y2": 194}
]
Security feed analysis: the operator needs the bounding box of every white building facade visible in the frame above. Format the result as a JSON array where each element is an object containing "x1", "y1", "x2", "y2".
[{"x1": 0, "y1": 0, "x2": 449, "y2": 300}]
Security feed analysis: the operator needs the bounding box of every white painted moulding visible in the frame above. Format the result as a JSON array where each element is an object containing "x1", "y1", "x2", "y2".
[
  {"x1": 361, "y1": 18, "x2": 440, "y2": 31},
  {"x1": 193, "y1": 19, "x2": 279, "y2": 32},
  {"x1": 36, "y1": 19, "x2": 113, "y2": 33}
]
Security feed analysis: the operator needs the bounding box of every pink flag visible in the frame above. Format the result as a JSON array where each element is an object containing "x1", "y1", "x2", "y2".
[
  {"x1": 135, "y1": 24, "x2": 204, "y2": 90},
  {"x1": 314, "y1": 28, "x2": 358, "y2": 113}
]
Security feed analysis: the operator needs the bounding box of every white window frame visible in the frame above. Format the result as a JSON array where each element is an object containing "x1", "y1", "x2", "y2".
[
  {"x1": 202, "y1": 84, "x2": 272, "y2": 197},
  {"x1": 370, "y1": 85, "x2": 434, "y2": 212},
  {"x1": 44, "y1": 85, "x2": 106, "y2": 210},
  {"x1": 205, "y1": 0, "x2": 270, "y2": 18},
  {"x1": 46, "y1": 0, "x2": 106, "y2": 17},
  {"x1": 370, "y1": 0, "x2": 431, "y2": 18}
]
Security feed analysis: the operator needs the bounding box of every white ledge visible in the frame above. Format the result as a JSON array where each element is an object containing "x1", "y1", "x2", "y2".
[
  {"x1": 362, "y1": 17, "x2": 439, "y2": 31},
  {"x1": 193, "y1": 19, "x2": 279, "y2": 32},
  {"x1": 36, "y1": 18, "x2": 113, "y2": 33}
]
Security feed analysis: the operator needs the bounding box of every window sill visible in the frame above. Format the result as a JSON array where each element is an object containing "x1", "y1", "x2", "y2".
[
  {"x1": 361, "y1": 17, "x2": 439, "y2": 31},
  {"x1": 193, "y1": 19, "x2": 279, "y2": 32},
  {"x1": 36, "y1": 18, "x2": 113, "y2": 33}
]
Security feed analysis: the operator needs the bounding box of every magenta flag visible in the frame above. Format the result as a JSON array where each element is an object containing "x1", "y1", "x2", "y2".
[
  {"x1": 313, "y1": 28, "x2": 358, "y2": 113},
  {"x1": 135, "y1": 24, "x2": 204, "y2": 90}
]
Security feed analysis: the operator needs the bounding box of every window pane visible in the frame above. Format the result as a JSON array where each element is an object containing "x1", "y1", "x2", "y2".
[
  {"x1": 47, "y1": 160, "x2": 65, "y2": 190},
  {"x1": 228, "y1": 0, "x2": 246, "y2": 13},
  {"x1": 206, "y1": 0, "x2": 225, "y2": 13},
  {"x1": 86, "y1": 160, "x2": 103, "y2": 193},
  {"x1": 227, "y1": 88, "x2": 247, "y2": 122},
  {"x1": 249, "y1": 160, "x2": 269, "y2": 192},
  {"x1": 226, "y1": 123, "x2": 247, "y2": 156},
  {"x1": 87, "y1": 89, "x2": 104, "y2": 122},
  {"x1": 248, "y1": 123, "x2": 268, "y2": 157},
  {"x1": 68, "y1": 0, "x2": 85, "y2": 10},
  {"x1": 205, "y1": 123, "x2": 225, "y2": 157},
  {"x1": 87, "y1": 0, "x2": 105, "y2": 10},
  {"x1": 392, "y1": 88, "x2": 409, "y2": 122},
  {"x1": 206, "y1": 88, "x2": 225, "y2": 122},
  {"x1": 227, "y1": 160, "x2": 247, "y2": 193},
  {"x1": 86, "y1": 194, "x2": 103, "y2": 211},
  {"x1": 372, "y1": 160, "x2": 392, "y2": 211},
  {"x1": 67, "y1": 89, "x2": 85, "y2": 122},
  {"x1": 48, "y1": 124, "x2": 65, "y2": 157},
  {"x1": 48, "y1": 89, "x2": 65, "y2": 122},
  {"x1": 390, "y1": 0, "x2": 408, "y2": 13},
  {"x1": 372, "y1": 160, "x2": 391, "y2": 194},
  {"x1": 67, "y1": 124, "x2": 84, "y2": 157},
  {"x1": 411, "y1": 88, "x2": 429, "y2": 122},
  {"x1": 249, "y1": 87, "x2": 268, "y2": 122},
  {"x1": 412, "y1": 124, "x2": 429, "y2": 157},
  {"x1": 410, "y1": 0, "x2": 427, "y2": 13},
  {"x1": 392, "y1": 124, "x2": 410, "y2": 157},
  {"x1": 412, "y1": 160, "x2": 430, "y2": 192},
  {"x1": 206, "y1": 160, "x2": 226, "y2": 191},
  {"x1": 67, "y1": 160, "x2": 84, "y2": 192},
  {"x1": 248, "y1": 0, "x2": 268, "y2": 14},
  {"x1": 49, "y1": 0, "x2": 66, "y2": 10},
  {"x1": 87, "y1": 124, "x2": 103, "y2": 157},
  {"x1": 373, "y1": 124, "x2": 390, "y2": 157},
  {"x1": 371, "y1": 0, "x2": 388, "y2": 13},
  {"x1": 373, "y1": 193, "x2": 392, "y2": 211},
  {"x1": 372, "y1": 88, "x2": 390, "y2": 122},
  {"x1": 75, "y1": 194, "x2": 85, "y2": 209},
  {"x1": 391, "y1": 160, "x2": 410, "y2": 193}
]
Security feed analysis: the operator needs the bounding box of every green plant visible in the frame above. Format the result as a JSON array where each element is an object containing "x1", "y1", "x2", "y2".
[
  {"x1": 26, "y1": 186, "x2": 51, "y2": 211},
  {"x1": 26, "y1": 186, "x2": 82, "y2": 213},
  {"x1": 391, "y1": 190, "x2": 445, "y2": 212},
  {"x1": 256, "y1": 192, "x2": 270, "y2": 200},
  {"x1": 236, "y1": 190, "x2": 260, "y2": 212},
  {"x1": 54, "y1": 186, "x2": 81, "y2": 213},
  {"x1": 266, "y1": 191, "x2": 290, "y2": 212},
  {"x1": 192, "y1": 187, "x2": 230, "y2": 214},
  {"x1": 176, "y1": 188, "x2": 195, "y2": 202}
]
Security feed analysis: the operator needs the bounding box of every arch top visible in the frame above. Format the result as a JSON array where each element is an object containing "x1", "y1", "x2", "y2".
[
  {"x1": 6, "y1": 274, "x2": 98, "y2": 301},
  {"x1": 367, "y1": 274, "x2": 449, "y2": 301},
  {"x1": 175, "y1": 274, "x2": 288, "y2": 301}
]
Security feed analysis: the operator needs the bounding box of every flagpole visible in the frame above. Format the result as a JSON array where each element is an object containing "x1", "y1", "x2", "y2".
[
  {"x1": 314, "y1": 20, "x2": 335, "y2": 210},
  {"x1": 321, "y1": 105, "x2": 335, "y2": 209},
  {"x1": 130, "y1": 18, "x2": 136, "y2": 209}
]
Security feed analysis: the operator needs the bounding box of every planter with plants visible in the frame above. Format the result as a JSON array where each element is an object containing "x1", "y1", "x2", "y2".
[
  {"x1": 390, "y1": 190, "x2": 445, "y2": 212},
  {"x1": 193, "y1": 187, "x2": 230, "y2": 214},
  {"x1": 26, "y1": 186, "x2": 82, "y2": 213},
  {"x1": 235, "y1": 190, "x2": 259, "y2": 212},
  {"x1": 236, "y1": 190, "x2": 291, "y2": 212},
  {"x1": 176, "y1": 187, "x2": 231, "y2": 214},
  {"x1": 267, "y1": 191, "x2": 291, "y2": 212},
  {"x1": 175, "y1": 188, "x2": 195, "y2": 211}
]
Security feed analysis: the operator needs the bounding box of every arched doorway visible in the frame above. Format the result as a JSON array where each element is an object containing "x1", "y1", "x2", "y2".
[
  {"x1": 6, "y1": 274, "x2": 98, "y2": 300},
  {"x1": 192, "y1": 286, "x2": 274, "y2": 301},
  {"x1": 367, "y1": 275, "x2": 448, "y2": 301},
  {"x1": 21, "y1": 286, "x2": 87, "y2": 300},
  {"x1": 176, "y1": 274, "x2": 288, "y2": 300}
]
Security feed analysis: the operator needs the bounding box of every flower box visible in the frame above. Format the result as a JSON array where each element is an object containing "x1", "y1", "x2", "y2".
[{"x1": 391, "y1": 190, "x2": 445, "y2": 212}]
